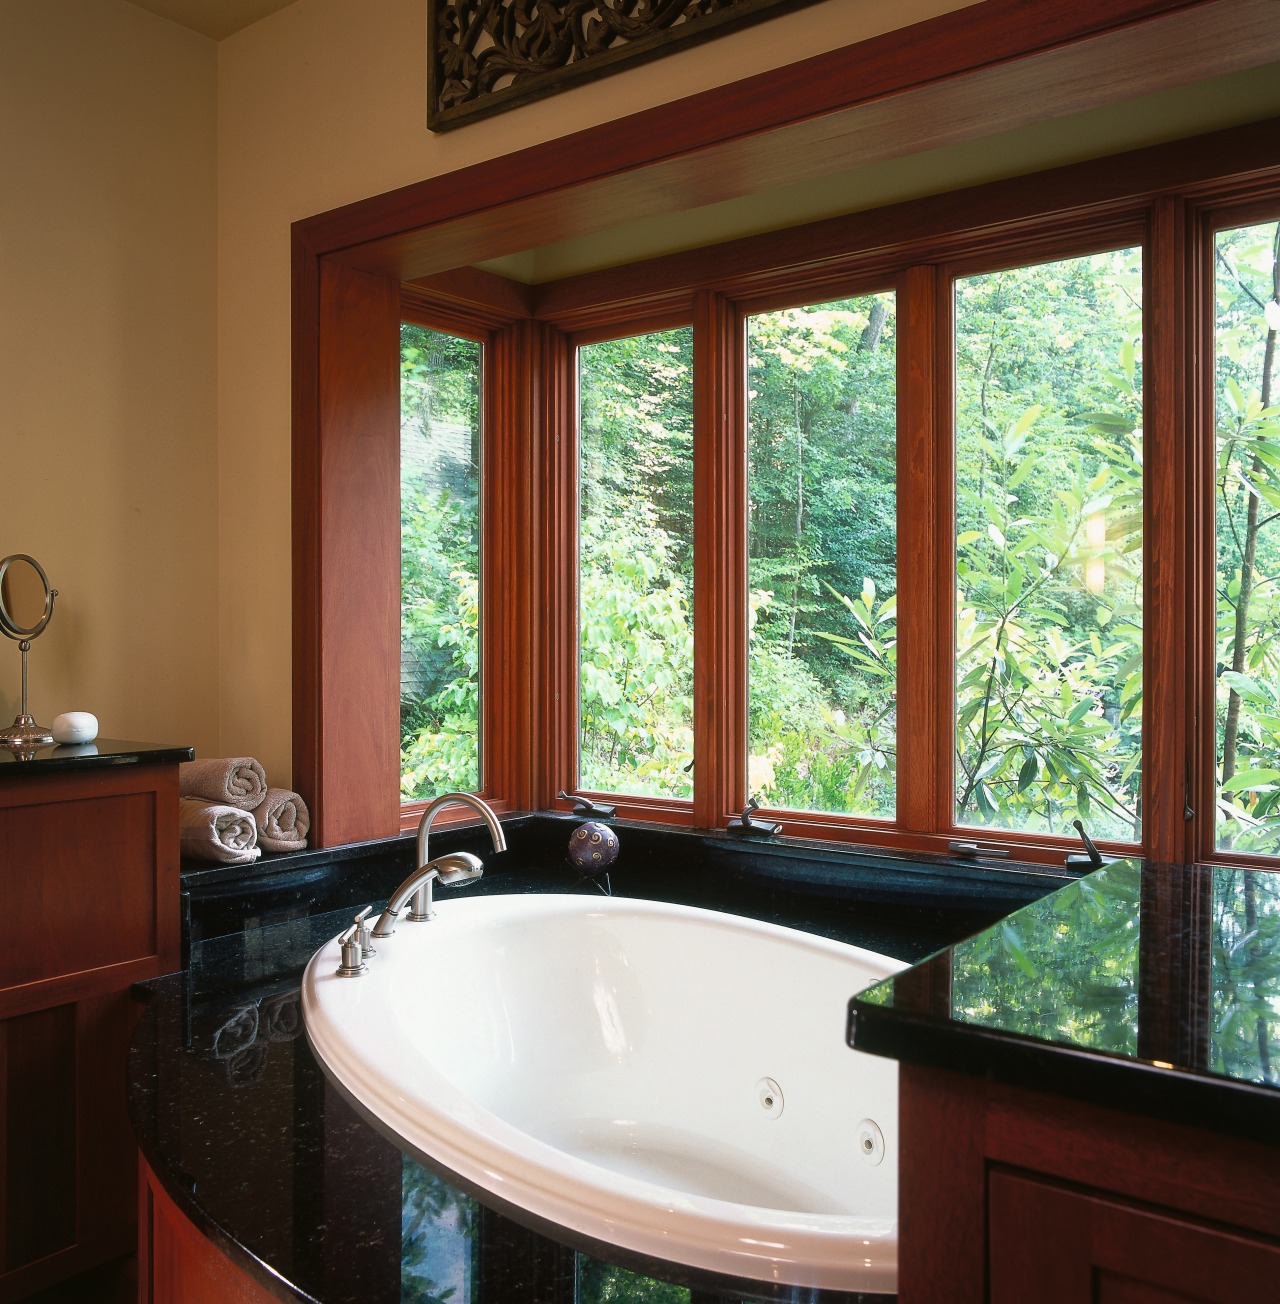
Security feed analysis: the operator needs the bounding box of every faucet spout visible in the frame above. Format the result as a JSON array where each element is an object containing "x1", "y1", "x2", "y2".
[
  {"x1": 371, "y1": 793, "x2": 504, "y2": 938},
  {"x1": 416, "y1": 790, "x2": 506, "y2": 870}
]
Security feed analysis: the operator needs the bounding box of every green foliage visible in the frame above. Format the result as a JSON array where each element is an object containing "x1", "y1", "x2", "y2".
[
  {"x1": 578, "y1": 329, "x2": 695, "y2": 798},
  {"x1": 579, "y1": 506, "x2": 694, "y2": 796},
  {"x1": 746, "y1": 295, "x2": 898, "y2": 817},
  {"x1": 1210, "y1": 867, "x2": 1280, "y2": 1081},
  {"x1": 577, "y1": 1257, "x2": 689, "y2": 1304},
  {"x1": 399, "y1": 325, "x2": 481, "y2": 798},
  {"x1": 951, "y1": 860, "x2": 1141, "y2": 1051},
  {"x1": 948, "y1": 251, "x2": 1144, "y2": 838},
  {"x1": 1214, "y1": 220, "x2": 1280, "y2": 854}
]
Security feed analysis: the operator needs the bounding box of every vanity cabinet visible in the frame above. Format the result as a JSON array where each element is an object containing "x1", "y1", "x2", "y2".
[
  {"x1": 898, "y1": 1063, "x2": 1280, "y2": 1304},
  {"x1": 0, "y1": 750, "x2": 185, "y2": 1301}
]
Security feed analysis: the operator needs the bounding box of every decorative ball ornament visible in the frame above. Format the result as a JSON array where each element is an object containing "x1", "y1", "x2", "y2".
[{"x1": 568, "y1": 820, "x2": 619, "y2": 873}]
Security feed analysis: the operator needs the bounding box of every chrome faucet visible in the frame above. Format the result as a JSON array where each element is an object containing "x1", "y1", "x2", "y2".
[{"x1": 371, "y1": 792, "x2": 506, "y2": 938}]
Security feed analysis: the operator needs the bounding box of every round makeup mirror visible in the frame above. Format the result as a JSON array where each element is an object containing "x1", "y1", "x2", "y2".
[
  {"x1": 0, "y1": 554, "x2": 56, "y2": 639},
  {"x1": 0, "y1": 554, "x2": 58, "y2": 752}
]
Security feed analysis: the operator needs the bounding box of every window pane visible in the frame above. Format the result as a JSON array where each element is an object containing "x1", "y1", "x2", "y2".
[
  {"x1": 400, "y1": 324, "x2": 481, "y2": 800},
  {"x1": 954, "y1": 250, "x2": 1143, "y2": 839},
  {"x1": 579, "y1": 328, "x2": 694, "y2": 798},
  {"x1": 1215, "y1": 219, "x2": 1280, "y2": 855},
  {"x1": 746, "y1": 294, "x2": 897, "y2": 816}
]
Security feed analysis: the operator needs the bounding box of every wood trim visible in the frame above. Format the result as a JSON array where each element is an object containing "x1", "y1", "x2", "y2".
[
  {"x1": 398, "y1": 798, "x2": 512, "y2": 835},
  {"x1": 694, "y1": 291, "x2": 747, "y2": 828},
  {"x1": 572, "y1": 793, "x2": 695, "y2": 827},
  {"x1": 1145, "y1": 196, "x2": 1198, "y2": 862},
  {"x1": 896, "y1": 264, "x2": 940, "y2": 835},
  {"x1": 312, "y1": 260, "x2": 402, "y2": 847},
  {"x1": 290, "y1": 233, "x2": 322, "y2": 822},
  {"x1": 299, "y1": 1, "x2": 1280, "y2": 282},
  {"x1": 532, "y1": 120, "x2": 1280, "y2": 328},
  {"x1": 402, "y1": 267, "x2": 533, "y2": 325},
  {"x1": 485, "y1": 321, "x2": 542, "y2": 810},
  {"x1": 140, "y1": 1157, "x2": 278, "y2": 1304},
  {"x1": 536, "y1": 324, "x2": 577, "y2": 810},
  {"x1": 898, "y1": 1063, "x2": 988, "y2": 1304},
  {"x1": 934, "y1": 262, "x2": 959, "y2": 835}
]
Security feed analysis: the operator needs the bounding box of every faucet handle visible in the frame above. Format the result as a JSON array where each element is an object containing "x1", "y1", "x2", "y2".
[
  {"x1": 353, "y1": 905, "x2": 376, "y2": 958},
  {"x1": 335, "y1": 924, "x2": 367, "y2": 978}
]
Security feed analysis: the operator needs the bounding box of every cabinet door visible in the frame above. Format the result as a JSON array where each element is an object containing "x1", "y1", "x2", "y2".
[{"x1": 989, "y1": 1168, "x2": 1280, "y2": 1303}]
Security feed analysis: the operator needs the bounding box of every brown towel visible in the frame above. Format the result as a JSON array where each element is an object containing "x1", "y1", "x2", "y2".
[
  {"x1": 253, "y1": 788, "x2": 310, "y2": 853},
  {"x1": 180, "y1": 756, "x2": 267, "y2": 810},
  {"x1": 179, "y1": 796, "x2": 262, "y2": 865}
]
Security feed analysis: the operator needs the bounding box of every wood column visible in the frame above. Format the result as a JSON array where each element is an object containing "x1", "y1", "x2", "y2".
[
  {"x1": 293, "y1": 258, "x2": 401, "y2": 847},
  {"x1": 896, "y1": 264, "x2": 943, "y2": 837},
  {"x1": 1145, "y1": 195, "x2": 1198, "y2": 863},
  {"x1": 692, "y1": 290, "x2": 747, "y2": 830}
]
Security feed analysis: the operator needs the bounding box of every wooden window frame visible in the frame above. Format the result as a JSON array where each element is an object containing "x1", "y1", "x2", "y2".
[{"x1": 292, "y1": 0, "x2": 1280, "y2": 859}]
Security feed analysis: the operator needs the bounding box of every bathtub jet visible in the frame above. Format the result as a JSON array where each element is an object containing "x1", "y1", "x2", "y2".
[{"x1": 301, "y1": 894, "x2": 904, "y2": 1294}]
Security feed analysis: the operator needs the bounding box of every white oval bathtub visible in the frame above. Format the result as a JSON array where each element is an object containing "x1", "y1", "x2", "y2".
[{"x1": 301, "y1": 893, "x2": 904, "y2": 1294}]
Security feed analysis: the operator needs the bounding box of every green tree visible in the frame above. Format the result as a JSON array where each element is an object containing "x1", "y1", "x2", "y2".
[
  {"x1": 1214, "y1": 220, "x2": 1280, "y2": 854},
  {"x1": 400, "y1": 325, "x2": 482, "y2": 798}
]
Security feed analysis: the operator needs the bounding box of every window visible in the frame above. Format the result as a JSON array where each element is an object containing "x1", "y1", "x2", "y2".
[
  {"x1": 1214, "y1": 218, "x2": 1280, "y2": 855},
  {"x1": 577, "y1": 327, "x2": 695, "y2": 798},
  {"x1": 400, "y1": 323, "x2": 483, "y2": 800},
  {"x1": 953, "y1": 250, "x2": 1143, "y2": 840},
  {"x1": 746, "y1": 293, "x2": 897, "y2": 817},
  {"x1": 299, "y1": 113, "x2": 1280, "y2": 865}
]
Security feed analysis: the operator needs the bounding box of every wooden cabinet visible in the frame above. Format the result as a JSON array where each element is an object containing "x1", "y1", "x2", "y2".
[
  {"x1": 899, "y1": 1063, "x2": 1280, "y2": 1304},
  {"x1": 138, "y1": 1159, "x2": 274, "y2": 1304},
  {"x1": 0, "y1": 763, "x2": 180, "y2": 1302}
]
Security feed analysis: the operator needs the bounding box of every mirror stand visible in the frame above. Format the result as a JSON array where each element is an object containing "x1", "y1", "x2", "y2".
[
  {"x1": 0, "y1": 554, "x2": 59, "y2": 755},
  {"x1": 0, "y1": 639, "x2": 54, "y2": 750}
]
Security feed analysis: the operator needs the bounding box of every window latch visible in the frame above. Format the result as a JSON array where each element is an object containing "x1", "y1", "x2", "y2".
[
  {"x1": 726, "y1": 797, "x2": 781, "y2": 837},
  {"x1": 557, "y1": 790, "x2": 617, "y2": 820}
]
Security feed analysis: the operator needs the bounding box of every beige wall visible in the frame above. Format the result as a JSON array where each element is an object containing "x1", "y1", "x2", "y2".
[
  {"x1": 0, "y1": 1, "x2": 219, "y2": 754},
  {"x1": 215, "y1": 0, "x2": 977, "y2": 787}
]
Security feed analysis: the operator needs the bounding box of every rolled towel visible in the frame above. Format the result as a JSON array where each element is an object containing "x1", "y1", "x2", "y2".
[
  {"x1": 253, "y1": 787, "x2": 310, "y2": 853},
  {"x1": 180, "y1": 756, "x2": 267, "y2": 810},
  {"x1": 179, "y1": 796, "x2": 262, "y2": 865}
]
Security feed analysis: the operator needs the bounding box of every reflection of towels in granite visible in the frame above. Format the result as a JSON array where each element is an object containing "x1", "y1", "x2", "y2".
[
  {"x1": 179, "y1": 796, "x2": 261, "y2": 865},
  {"x1": 253, "y1": 788, "x2": 310, "y2": 853},
  {"x1": 179, "y1": 756, "x2": 267, "y2": 810}
]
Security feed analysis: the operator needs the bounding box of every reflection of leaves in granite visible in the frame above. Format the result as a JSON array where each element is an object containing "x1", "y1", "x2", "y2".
[
  {"x1": 213, "y1": 1004, "x2": 260, "y2": 1059},
  {"x1": 1211, "y1": 868, "x2": 1280, "y2": 1085},
  {"x1": 226, "y1": 1041, "x2": 271, "y2": 1089},
  {"x1": 401, "y1": 1156, "x2": 477, "y2": 1303},
  {"x1": 578, "y1": 1256, "x2": 690, "y2": 1303},
  {"x1": 262, "y1": 990, "x2": 301, "y2": 1042},
  {"x1": 950, "y1": 862, "x2": 1141, "y2": 1055}
]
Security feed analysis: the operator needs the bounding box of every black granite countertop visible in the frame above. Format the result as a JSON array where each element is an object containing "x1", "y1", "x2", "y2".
[
  {"x1": 849, "y1": 858, "x2": 1280, "y2": 1144},
  {"x1": 0, "y1": 736, "x2": 193, "y2": 774},
  {"x1": 135, "y1": 826, "x2": 1057, "y2": 1304}
]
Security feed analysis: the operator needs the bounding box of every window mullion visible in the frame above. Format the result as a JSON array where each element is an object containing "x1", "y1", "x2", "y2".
[
  {"x1": 896, "y1": 264, "x2": 945, "y2": 837},
  {"x1": 693, "y1": 290, "x2": 747, "y2": 829},
  {"x1": 1145, "y1": 196, "x2": 1199, "y2": 863}
]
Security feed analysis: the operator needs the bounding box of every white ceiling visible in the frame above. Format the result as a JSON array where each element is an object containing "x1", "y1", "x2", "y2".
[{"x1": 124, "y1": 0, "x2": 297, "y2": 40}]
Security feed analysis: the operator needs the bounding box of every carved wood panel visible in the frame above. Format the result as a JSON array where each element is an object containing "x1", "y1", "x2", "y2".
[{"x1": 429, "y1": 0, "x2": 821, "y2": 130}]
